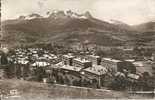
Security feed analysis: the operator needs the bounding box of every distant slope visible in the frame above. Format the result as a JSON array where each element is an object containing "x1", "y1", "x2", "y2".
[
  {"x1": 132, "y1": 21, "x2": 155, "y2": 32},
  {"x1": 131, "y1": 21, "x2": 155, "y2": 46},
  {"x1": 131, "y1": 31, "x2": 155, "y2": 46}
]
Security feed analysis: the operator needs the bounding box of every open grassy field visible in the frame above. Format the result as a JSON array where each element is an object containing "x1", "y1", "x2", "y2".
[{"x1": 0, "y1": 79, "x2": 146, "y2": 100}]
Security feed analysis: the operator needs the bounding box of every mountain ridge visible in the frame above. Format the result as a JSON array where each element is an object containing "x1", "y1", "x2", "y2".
[{"x1": 1, "y1": 10, "x2": 155, "y2": 48}]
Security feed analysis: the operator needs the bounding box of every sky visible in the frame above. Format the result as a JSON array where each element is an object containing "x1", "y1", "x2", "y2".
[{"x1": 1, "y1": 0, "x2": 155, "y2": 25}]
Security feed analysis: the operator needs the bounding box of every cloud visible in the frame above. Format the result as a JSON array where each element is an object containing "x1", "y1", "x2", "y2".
[{"x1": 91, "y1": 0, "x2": 154, "y2": 24}]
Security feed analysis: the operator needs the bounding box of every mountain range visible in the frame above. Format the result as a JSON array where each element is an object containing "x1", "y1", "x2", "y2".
[{"x1": 1, "y1": 10, "x2": 155, "y2": 48}]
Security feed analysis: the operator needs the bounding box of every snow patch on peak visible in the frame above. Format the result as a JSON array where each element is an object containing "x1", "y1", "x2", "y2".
[
  {"x1": 18, "y1": 13, "x2": 42, "y2": 20},
  {"x1": 18, "y1": 10, "x2": 92, "y2": 20},
  {"x1": 47, "y1": 10, "x2": 92, "y2": 19},
  {"x1": 108, "y1": 19, "x2": 127, "y2": 25}
]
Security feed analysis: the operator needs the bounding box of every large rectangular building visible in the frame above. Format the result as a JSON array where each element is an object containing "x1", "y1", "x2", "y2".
[
  {"x1": 73, "y1": 58, "x2": 92, "y2": 68},
  {"x1": 87, "y1": 55, "x2": 101, "y2": 65},
  {"x1": 82, "y1": 65, "x2": 107, "y2": 78},
  {"x1": 81, "y1": 65, "x2": 107, "y2": 88},
  {"x1": 62, "y1": 54, "x2": 75, "y2": 66},
  {"x1": 101, "y1": 58, "x2": 136, "y2": 74},
  {"x1": 133, "y1": 61, "x2": 153, "y2": 76},
  {"x1": 101, "y1": 58, "x2": 122, "y2": 73}
]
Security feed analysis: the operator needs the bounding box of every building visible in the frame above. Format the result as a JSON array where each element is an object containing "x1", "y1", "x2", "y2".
[
  {"x1": 59, "y1": 65, "x2": 82, "y2": 85},
  {"x1": 82, "y1": 65, "x2": 107, "y2": 79},
  {"x1": 73, "y1": 58, "x2": 92, "y2": 68},
  {"x1": 126, "y1": 73, "x2": 140, "y2": 91},
  {"x1": 69, "y1": 42, "x2": 83, "y2": 51},
  {"x1": 0, "y1": 68, "x2": 5, "y2": 79},
  {"x1": 61, "y1": 65, "x2": 82, "y2": 72},
  {"x1": 87, "y1": 55, "x2": 101, "y2": 65},
  {"x1": 152, "y1": 53, "x2": 155, "y2": 61},
  {"x1": 101, "y1": 58, "x2": 122, "y2": 73},
  {"x1": 101, "y1": 58, "x2": 136, "y2": 74},
  {"x1": 62, "y1": 54, "x2": 75, "y2": 66},
  {"x1": 81, "y1": 65, "x2": 107, "y2": 88},
  {"x1": 133, "y1": 61, "x2": 153, "y2": 76}
]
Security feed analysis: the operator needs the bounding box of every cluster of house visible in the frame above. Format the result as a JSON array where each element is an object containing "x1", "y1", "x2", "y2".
[
  {"x1": 8, "y1": 48, "x2": 59, "y2": 66},
  {"x1": 0, "y1": 48, "x2": 60, "y2": 79}
]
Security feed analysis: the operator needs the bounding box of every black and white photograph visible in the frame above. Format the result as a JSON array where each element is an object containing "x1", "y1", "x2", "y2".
[{"x1": 0, "y1": 0, "x2": 155, "y2": 99}]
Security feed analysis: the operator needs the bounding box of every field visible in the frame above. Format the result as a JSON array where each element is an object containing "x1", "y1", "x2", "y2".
[{"x1": 0, "y1": 79, "x2": 133, "y2": 100}]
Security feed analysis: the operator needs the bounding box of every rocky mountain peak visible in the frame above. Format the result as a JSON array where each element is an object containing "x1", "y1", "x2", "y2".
[{"x1": 84, "y1": 11, "x2": 92, "y2": 19}]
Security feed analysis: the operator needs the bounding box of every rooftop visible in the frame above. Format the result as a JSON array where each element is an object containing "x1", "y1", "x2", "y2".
[
  {"x1": 63, "y1": 54, "x2": 74, "y2": 58},
  {"x1": 61, "y1": 65, "x2": 82, "y2": 72},
  {"x1": 31, "y1": 61, "x2": 50, "y2": 67},
  {"x1": 74, "y1": 58, "x2": 91, "y2": 63},
  {"x1": 125, "y1": 59, "x2": 135, "y2": 62},
  {"x1": 83, "y1": 65, "x2": 107, "y2": 75},
  {"x1": 127, "y1": 74, "x2": 140, "y2": 80},
  {"x1": 88, "y1": 55, "x2": 100, "y2": 58},
  {"x1": 102, "y1": 58, "x2": 121, "y2": 63},
  {"x1": 133, "y1": 61, "x2": 144, "y2": 67}
]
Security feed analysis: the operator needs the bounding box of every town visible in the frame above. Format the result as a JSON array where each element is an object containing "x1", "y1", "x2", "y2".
[
  {"x1": 1, "y1": 0, "x2": 155, "y2": 99},
  {"x1": 0, "y1": 43, "x2": 155, "y2": 93}
]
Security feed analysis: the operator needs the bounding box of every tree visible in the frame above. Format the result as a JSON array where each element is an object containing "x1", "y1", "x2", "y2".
[
  {"x1": 140, "y1": 72, "x2": 154, "y2": 91},
  {"x1": 35, "y1": 67, "x2": 46, "y2": 82},
  {"x1": 110, "y1": 72, "x2": 127, "y2": 90},
  {"x1": 1, "y1": 53, "x2": 8, "y2": 65}
]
